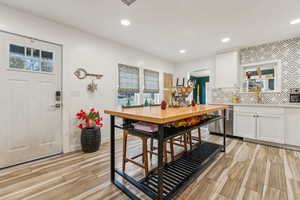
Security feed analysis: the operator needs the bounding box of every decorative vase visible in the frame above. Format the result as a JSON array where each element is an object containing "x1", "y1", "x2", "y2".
[
  {"x1": 191, "y1": 99, "x2": 196, "y2": 106},
  {"x1": 81, "y1": 126, "x2": 101, "y2": 153},
  {"x1": 161, "y1": 100, "x2": 167, "y2": 110}
]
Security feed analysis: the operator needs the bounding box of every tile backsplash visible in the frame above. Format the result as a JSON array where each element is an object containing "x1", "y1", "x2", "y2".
[{"x1": 212, "y1": 37, "x2": 300, "y2": 104}]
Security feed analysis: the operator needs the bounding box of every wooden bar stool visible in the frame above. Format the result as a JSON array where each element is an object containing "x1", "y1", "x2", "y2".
[
  {"x1": 122, "y1": 105, "x2": 169, "y2": 176},
  {"x1": 149, "y1": 138, "x2": 173, "y2": 162},
  {"x1": 122, "y1": 129, "x2": 150, "y2": 175},
  {"x1": 148, "y1": 104, "x2": 172, "y2": 163},
  {"x1": 169, "y1": 127, "x2": 202, "y2": 158},
  {"x1": 122, "y1": 105, "x2": 150, "y2": 175},
  {"x1": 187, "y1": 127, "x2": 202, "y2": 149}
]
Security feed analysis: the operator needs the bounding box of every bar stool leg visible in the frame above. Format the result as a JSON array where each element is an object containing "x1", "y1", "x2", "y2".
[
  {"x1": 122, "y1": 131, "x2": 128, "y2": 172},
  {"x1": 163, "y1": 142, "x2": 168, "y2": 163},
  {"x1": 142, "y1": 137, "x2": 149, "y2": 175},
  {"x1": 188, "y1": 131, "x2": 193, "y2": 150},
  {"x1": 183, "y1": 133, "x2": 188, "y2": 153},
  {"x1": 169, "y1": 139, "x2": 175, "y2": 161},
  {"x1": 150, "y1": 138, "x2": 154, "y2": 161},
  {"x1": 198, "y1": 127, "x2": 202, "y2": 144},
  {"x1": 179, "y1": 136, "x2": 183, "y2": 144}
]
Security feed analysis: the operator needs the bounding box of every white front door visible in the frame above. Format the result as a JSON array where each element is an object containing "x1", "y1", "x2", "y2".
[{"x1": 0, "y1": 32, "x2": 62, "y2": 168}]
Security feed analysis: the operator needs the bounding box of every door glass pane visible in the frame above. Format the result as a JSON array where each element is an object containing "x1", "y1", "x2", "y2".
[
  {"x1": 10, "y1": 44, "x2": 25, "y2": 55},
  {"x1": 41, "y1": 51, "x2": 53, "y2": 72},
  {"x1": 24, "y1": 48, "x2": 40, "y2": 71},
  {"x1": 26, "y1": 48, "x2": 32, "y2": 56},
  {"x1": 33, "y1": 49, "x2": 40, "y2": 58},
  {"x1": 9, "y1": 44, "x2": 54, "y2": 73},
  {"x1": 30, "y1": 58, "x2": 40, "y2": 72},
  {"x1": 9, "y1": 44, "x2": 25, "y2": 69}
]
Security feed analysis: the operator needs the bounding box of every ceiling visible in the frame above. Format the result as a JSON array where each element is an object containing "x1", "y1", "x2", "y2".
[{"x1": 1, "y1": 0, "x2": 300, "y2": 63}]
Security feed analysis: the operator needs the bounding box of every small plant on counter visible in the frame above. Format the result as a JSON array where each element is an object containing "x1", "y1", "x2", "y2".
[{"x1": 76, "y1": 108, "x2": 103, "y2": 153}]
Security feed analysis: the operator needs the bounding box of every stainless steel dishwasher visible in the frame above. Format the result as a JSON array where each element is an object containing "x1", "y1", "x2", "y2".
[{"x1": 208, "y1": 105, "x2": 234, "y2": 136}]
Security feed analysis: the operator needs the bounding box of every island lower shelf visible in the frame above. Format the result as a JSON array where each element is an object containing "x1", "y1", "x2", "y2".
[
  {"x1": 115, "y1": 115, "x2": 223, "y2": 141},
  {"x1": 115, "y1": 141, "x2": 222, "y2": 200}
]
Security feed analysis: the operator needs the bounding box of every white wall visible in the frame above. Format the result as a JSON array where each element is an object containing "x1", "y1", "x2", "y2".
[
  {"x1": 175, "y1": 57, "x2": 215, "y2": 84},
  {"x1": 0, "y1": 4, "x2": 175, "y2": 152},
  {"x1": 174, "y1": 57, "x2": 216, "y2": 104},
  {"x1": 174, "y1": 57, "x2": 215, "y2": 79}
]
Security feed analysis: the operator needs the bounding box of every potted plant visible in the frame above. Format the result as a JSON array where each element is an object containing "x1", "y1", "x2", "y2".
[{"x1": 76, "y1": 108, "x2": 103, "y2": 153}]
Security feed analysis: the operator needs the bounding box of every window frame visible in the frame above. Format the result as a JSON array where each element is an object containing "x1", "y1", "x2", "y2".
[
  {"x1": 7, "y1": 42, "x2": 56, "y2": 75},
  {"x1": 118, "y1": 64, "x2": 140, "y2": 93},
  {"x1": 143, "y1": 69, "x2": 160, "y2": 93},
  {"x1": 116, "y1": 64, "x2": 163, "y2": 107},
  {"x1": 240, "y1": 60, "x2": 282, "y2": 93}
]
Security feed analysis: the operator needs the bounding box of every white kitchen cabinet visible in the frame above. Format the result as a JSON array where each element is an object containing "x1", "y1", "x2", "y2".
[
  {"x1": 285, "y1": 108, "x2": 300, "y2": 146},
  {"x1": 256, "y1": 114, "x2": 284, "y2": 143},
  {"x1": 215, "y1": 51, "x2": 239, "y2": 88},
  {"x1": 234, "y1": 111, "x2": 256, "y2": 139},
  {"x1": 234, "y1": 106, "x2": 285, "y2": 144}
]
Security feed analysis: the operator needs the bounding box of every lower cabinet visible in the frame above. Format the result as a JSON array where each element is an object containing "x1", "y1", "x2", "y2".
[
  {"x1": 234, "y1": 111, "x2": 256, "y2": 139},
  {"x1": 256, "y1": 114, "x2": 284, "y2": 144},
  {"x1": 234, "y1": 106, "x2": 285, "y2": 144},
  {"x1": 285, "y1": 108, "x2": 300, "y2": 146}
]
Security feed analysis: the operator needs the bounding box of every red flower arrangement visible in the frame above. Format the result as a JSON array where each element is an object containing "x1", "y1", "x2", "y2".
[{"x1": 76, "y1": 108, "x2": 103, "y2": 130}]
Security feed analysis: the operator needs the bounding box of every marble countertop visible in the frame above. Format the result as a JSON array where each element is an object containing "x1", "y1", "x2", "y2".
[{"x1": 210, "y1": 102, "x2": 300, "y2": 108}]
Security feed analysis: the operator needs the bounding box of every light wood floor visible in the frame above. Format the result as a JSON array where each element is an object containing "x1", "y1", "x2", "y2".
[{"x1": 0, "y1": 135, "x2": 300, "y2": 200}]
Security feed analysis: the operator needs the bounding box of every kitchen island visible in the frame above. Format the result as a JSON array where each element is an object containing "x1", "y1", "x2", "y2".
[{"x1": 104, "y1": 105, "x2": 228, "y2": 200}]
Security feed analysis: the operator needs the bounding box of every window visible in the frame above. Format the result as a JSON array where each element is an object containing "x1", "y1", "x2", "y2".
[
  {"x1": 246, "y1": 68, "x2": 275, "y2": 91},
  {"x1": 144, "y1": 69, "x2": 159, "y2": 93},
  {"x1": 144, "y1": 69, "x2": 160, "y2": 105},
  {"x1": 117, "y1": 65, "x2": 162, "y2": 106},
  {"x1": 117, "y1": 64, "x2": 140, "y2": 106},
  {"x1": 9, "y1": 44, "x2": 54, "y2": 73},
  {"x1": 241, "y1": 60, "x2": 281, "y2": 93},
  {"x1": 143, "y1": 93, "x2": 160, "y2": 105}
]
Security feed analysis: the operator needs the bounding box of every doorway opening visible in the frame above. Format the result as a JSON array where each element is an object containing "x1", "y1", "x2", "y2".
[
  {"x1": 190, "y1": 76, "x2": 210, "y2": 104},
  {"x1": 189, "y1": 69, "x2": 211, "y2": 105},
  {"x1": 189, "y1": 69, "x2": 211, "y2": 138}
]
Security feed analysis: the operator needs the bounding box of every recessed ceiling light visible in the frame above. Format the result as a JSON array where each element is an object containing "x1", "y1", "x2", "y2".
[
  {"x1": 221, "y1": 37, "x2": 231, "y2": 43},
  {"x1": 179, "y1": 49, "x2": 187, "y2": 54},
  {"x1": 121, "y1": 19, "x2": 131, "y2": 26},
  {"x1": 290, "y1": 18, "x2": 300, "y2": 25}
]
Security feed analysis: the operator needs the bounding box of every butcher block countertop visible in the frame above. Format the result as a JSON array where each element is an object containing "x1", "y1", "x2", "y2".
[{"x1": 104, "y1": 105, "x2": 228, "y2": 124}]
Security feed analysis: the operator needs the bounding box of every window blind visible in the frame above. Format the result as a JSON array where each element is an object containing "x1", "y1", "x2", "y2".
[
  {"x1": 118, "y1": 64, "x2": 140, "y2": 93},
  {"x1": 144, "y1": 69, "x2": 159, "y2": 93}
]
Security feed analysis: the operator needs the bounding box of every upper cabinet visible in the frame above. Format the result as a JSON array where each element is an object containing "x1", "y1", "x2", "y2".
[{"x1": 215, "y1": 51, "x2": 239, "y2": 88}]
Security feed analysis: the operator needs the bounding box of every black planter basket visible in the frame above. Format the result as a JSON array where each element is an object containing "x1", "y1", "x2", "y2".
[{"x1": 81, "y1": 127, "x2": 101, "y2": 153}]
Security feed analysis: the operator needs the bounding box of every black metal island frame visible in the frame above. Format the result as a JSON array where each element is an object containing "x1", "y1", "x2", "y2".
[{"x1": 104, "y1": 105, "x2": 228, "y2": 200}]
